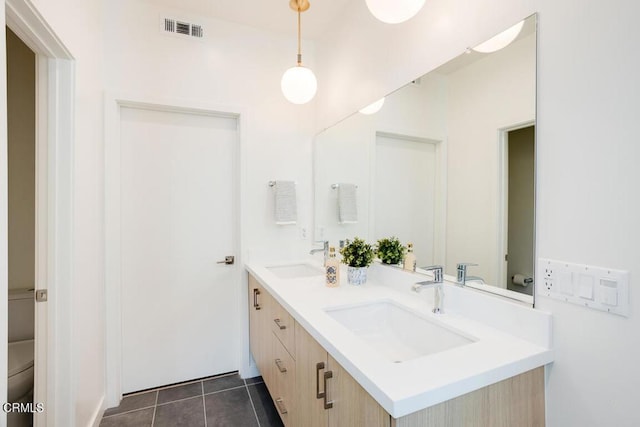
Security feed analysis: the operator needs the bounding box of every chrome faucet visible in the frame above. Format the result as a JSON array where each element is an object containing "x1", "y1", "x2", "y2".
[
  {"x1": 412, "y1": 265, "x2": 444, "y2": 314},
  {"x1": 456, "y1": 262, "x2": 478, "y2": 285},
  {"x1": 310, "y1": 241, "x2": 329, "y2": 262}
]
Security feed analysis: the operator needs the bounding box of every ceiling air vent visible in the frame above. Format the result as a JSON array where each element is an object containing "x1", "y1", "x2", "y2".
[{"x1": 162, "y1": 17, "x2": 204, "y2": 39}]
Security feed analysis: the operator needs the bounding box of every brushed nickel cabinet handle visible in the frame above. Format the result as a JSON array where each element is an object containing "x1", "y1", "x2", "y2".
[
  {"x1": 275, "y1": 358, "x2": 287, "y2": 373},
  {"x1": 323, "y1": 371, "x2": 334, "y2": 410},
  {"x1": 252, "y1": 288, "x2": 261, "y2": 310},
  {"x1": 275, "y1": 398, "x2": 288, "y2": 415},
  {"x1": 273, "y1": 318, "x2": 286, "y2": 330},
  {"x1": 316, "y1": 362, "x2": 325, "y2": 399}
]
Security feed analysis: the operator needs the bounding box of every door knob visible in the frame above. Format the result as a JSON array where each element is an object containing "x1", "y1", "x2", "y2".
[{"x1": 217, "y1": 256, "x2": 235, "y2": 265}]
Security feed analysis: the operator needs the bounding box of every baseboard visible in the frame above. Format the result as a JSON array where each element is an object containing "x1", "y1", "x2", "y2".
[
  {"x1": 89, "y1": 394, "x2": 105, "y2": 427},
  {"x1": 239, "y1": 362, "x2": 260, "y2": 379}
]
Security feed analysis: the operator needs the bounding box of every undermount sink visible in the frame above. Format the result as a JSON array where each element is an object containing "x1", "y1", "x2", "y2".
[
  {"x1": 325, "y1": 300, "x2": 474, "y2": 363},
  {"x1": 267, "y1": 263, "x2": 324, "y2": 279}
]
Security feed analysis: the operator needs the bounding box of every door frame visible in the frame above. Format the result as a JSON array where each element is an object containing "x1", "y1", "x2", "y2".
[
  {"x1": 104, "y1": 94, "x2": 246, "y2": 407},
  {"x1": 4, "y1": 0, "x2": 75, "y2": 426},
  {"x1": 497, "y1": 120, "x2": 535, "y2": 292}
]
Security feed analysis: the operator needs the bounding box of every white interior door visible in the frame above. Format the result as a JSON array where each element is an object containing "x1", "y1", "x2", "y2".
[
  {"x1": 374, "y1": 134, "x2": 438, "y2": 268},
  {"x1": 120, "y1": 107, "x2": 239, "y2": 393}
]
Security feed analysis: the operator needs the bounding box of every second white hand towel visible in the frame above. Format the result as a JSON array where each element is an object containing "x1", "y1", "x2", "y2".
[
  {"x1": 274, "y1": 181, "x2": 297, "y2": 225},
  {"x1": 338, "y1": 183, "x2": 358, "y2": 224}
]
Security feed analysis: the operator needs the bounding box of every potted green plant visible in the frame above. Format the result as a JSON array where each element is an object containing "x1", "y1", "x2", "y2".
[
  {"x1": 340, "y1": 237, "x2": 374, "y2": 285},
  {"x1": 375, "y1": 236, "x2": 406, "y2": 265}
]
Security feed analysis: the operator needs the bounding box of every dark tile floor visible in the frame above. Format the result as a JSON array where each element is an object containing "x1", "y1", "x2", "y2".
[{"x1": 100, "y1": 373, "x2": 283, "y2": 427}]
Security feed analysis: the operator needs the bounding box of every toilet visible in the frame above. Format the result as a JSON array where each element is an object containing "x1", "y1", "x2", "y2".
[{"x1": 7, "y1": 288, "x2": 35, "y2": 427}]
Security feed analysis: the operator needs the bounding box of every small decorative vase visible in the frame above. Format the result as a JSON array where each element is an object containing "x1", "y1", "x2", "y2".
[{"x1": 347, "y1": 266, "x2": 368, "y2": 285}]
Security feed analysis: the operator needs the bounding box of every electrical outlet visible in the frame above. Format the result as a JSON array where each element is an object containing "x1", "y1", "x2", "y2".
[
  {"x1": 540, "y1": 259, "x2": 556, "y2": 293},
  {"x1": 299, "y1": 227, "x2": 307, "y2": 240}
]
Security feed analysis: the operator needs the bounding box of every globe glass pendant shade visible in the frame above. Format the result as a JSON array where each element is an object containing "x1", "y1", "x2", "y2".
[
  {"x1": 365, "y1": 0, "x2": 426, "y2": 24},
  {"x1": 473, "y1": 21, "x2": 524, "y2": 53},
  {"x1": 359, "y1": 98, "x2": 385, "y2": 115},
  {"x1": 281, "y1": 65, "x2": 317, "y2": 104}
]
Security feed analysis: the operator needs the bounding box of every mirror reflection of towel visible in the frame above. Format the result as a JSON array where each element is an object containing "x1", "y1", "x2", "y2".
[
  {"x1": 338, "y1": 183, "x2": 358, "y2": 224},
  {"x1": 274, "y1": 181, "x2": 297, "y2": 225}
]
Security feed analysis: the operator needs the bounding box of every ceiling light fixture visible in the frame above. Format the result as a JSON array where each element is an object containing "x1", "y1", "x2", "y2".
[
  {"x1": 365, "y1": 0, "x2": 426, "y2": 24},
  {"x1": 359, "y1": 98, "x2": 385, "y2": 115},
  {"x1": 281, "y1": 0, "x2": 317, "y2": 104},
  {"x1": 472, "y1": 21, "x2": 524, "y2": 53}
]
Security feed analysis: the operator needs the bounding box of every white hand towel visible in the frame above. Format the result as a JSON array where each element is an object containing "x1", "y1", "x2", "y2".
[
  {"x1": 274, "y1": 180, "x2": 297, "y2": 225},
  {"x1": 338, "y1": 183, "x2": 358, "y2": 224}
]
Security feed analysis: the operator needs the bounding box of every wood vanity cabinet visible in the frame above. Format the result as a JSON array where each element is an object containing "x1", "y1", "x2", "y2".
[{"x1": 249, "y1": 274, "x2": 545, "y2": 427}]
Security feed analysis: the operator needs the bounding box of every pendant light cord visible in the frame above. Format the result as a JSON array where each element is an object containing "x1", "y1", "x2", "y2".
[{"x1": 297, "y1": 8, "x2": 302, "y2": 66}]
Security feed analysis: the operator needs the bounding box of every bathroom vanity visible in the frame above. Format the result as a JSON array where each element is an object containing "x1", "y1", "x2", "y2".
[{"x1": 246, "y1": 261, "x2": 552, "y2": 426}]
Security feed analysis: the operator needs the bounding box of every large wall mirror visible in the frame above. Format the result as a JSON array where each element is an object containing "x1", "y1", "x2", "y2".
[{"x1": 313, "y1": 14, "x2": 537, "y2": 304}]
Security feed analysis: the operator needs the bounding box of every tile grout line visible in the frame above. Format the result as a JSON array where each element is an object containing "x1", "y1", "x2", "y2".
[
  {"x1": 102, "y1": 405, "x2": 156, "y2": 419},
  {"x1": 149, "y1": 384, "x2": 248, "y2": 410},
  {"x1": 151, "y1": 390, "x2": 159, "y2": 427},
  {"x1": 245, "y1": 379, "x2": 261, "y2": 427},
  {"x1": 202, "y1": 381, "x2": 208, "y2": 427},
  {"x1": 203, "y1": 384, "x2": 248, "y2": 397}
]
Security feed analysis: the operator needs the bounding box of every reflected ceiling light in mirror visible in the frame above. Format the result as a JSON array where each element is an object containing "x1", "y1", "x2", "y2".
[
  {"x1": 472, "y1": 20, "x2": 524, "y2": 53},
  {"x1": 365, "y1": 0, "x2": 426, "y2": 24},
  {"x1": 281, "y1": 0, "x2": 317, "y2": 104},
  {"x1": 359, "y1": 98, "x2": 386, "y2": 114}
]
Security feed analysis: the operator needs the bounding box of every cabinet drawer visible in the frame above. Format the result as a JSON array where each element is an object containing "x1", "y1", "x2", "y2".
[
  {"x1": 272, "y1": 332, "x2": 296, "y2": 426},
  {"x1": 271, "y1": 298, "x2": 296, "y2": 357}
]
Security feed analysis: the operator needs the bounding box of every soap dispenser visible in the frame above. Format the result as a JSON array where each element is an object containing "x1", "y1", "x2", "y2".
[
  {"x1": 326, "y1": 246, "x2": 340, "y2": 287},
  {"x1": 403, "y1": 243, "x2": 416, "y2": 272}
]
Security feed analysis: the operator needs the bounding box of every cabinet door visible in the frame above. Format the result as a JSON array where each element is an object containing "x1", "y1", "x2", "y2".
[
  {"x1": 295, "y1": 323, "x2": 329, "y2": 427},
  {"x1": 248, "y1": 275, "x2": 273, "y2": 387},
  {"x1": 326, "y1": 354, "x2": 390, "y2": 427}
]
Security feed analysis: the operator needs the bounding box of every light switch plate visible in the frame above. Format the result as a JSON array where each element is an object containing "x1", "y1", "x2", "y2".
[{"x1": 538, "y1": 258, "x2": 630, "y2": 317}]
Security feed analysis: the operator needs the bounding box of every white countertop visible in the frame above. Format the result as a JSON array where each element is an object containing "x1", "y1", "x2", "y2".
[{"x1": 245, "y1": 260, "x2": 554, "y2": 418}]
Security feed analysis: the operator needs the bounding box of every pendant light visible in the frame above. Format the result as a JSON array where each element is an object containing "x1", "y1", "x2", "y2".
[
  {"x1": 473, "y1": 20, "x2": 524, "y2": 53},
  {"x1": 365, "y1": 0, "x2": 426, "y2": 24},
  {"x1": 281, "y1": 0, "x2": 317, "y2": 104}
]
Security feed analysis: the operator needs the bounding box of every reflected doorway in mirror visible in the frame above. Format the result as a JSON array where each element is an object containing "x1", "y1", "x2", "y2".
[{"x1": 498, "y1": 123, "x2": 535, "y2": 296}]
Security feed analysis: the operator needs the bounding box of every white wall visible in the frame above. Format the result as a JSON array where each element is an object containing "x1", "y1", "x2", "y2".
[
  {"x1": 315, "y1": 0, "x2": 640, "y2": 426},
  {"x1": 535, "y1": 2, "x2": 640, "y2": 426}
]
